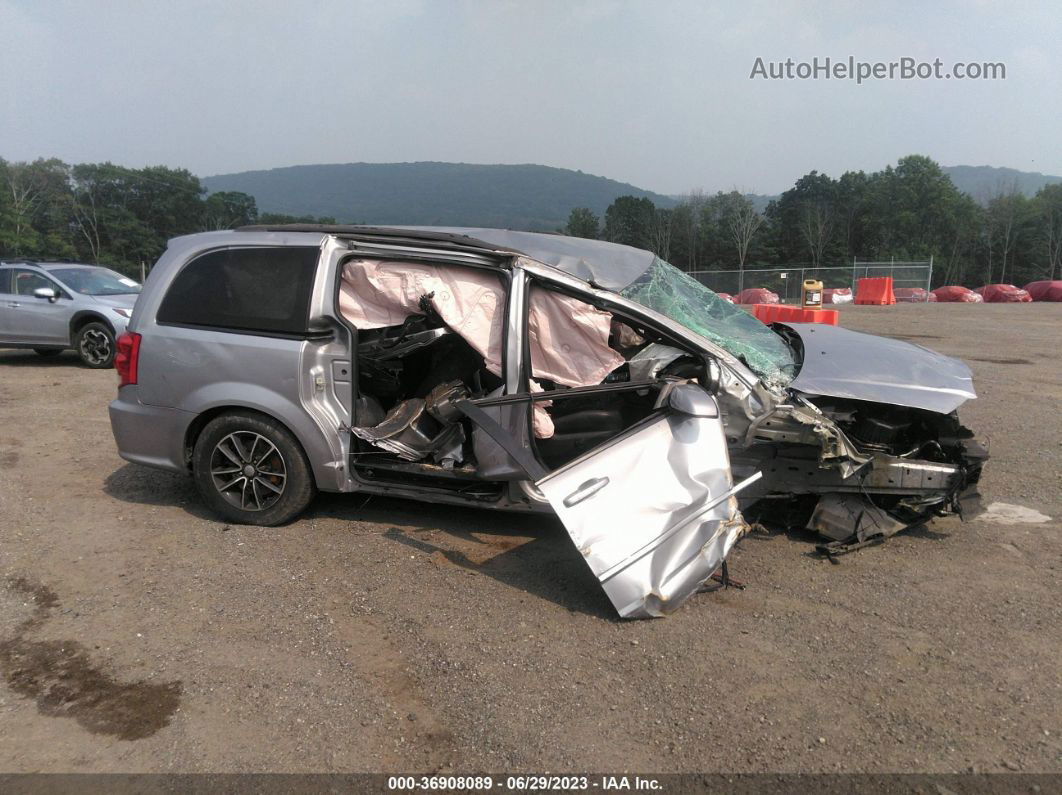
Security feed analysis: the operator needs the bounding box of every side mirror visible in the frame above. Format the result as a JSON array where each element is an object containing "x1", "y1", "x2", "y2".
[
  {"x1": 667, "y1": 383, "x2": 719, "y2": 418},
  {"x1": 33, "y1": 286, "x2": 60, "y2": 303}
]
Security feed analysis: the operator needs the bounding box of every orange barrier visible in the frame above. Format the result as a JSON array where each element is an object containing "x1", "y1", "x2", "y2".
[
  {"x1": 855, "y1": 277, "x2": 896, "y2": 305},
  {"x1": 751, "y1": 303, "x2": 838, "y2": 326}
]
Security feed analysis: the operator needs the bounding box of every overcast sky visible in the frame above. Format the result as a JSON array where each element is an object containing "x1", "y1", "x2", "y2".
[{"x1": 2, "y1": 0, "x2": 1059, "y2": 195}]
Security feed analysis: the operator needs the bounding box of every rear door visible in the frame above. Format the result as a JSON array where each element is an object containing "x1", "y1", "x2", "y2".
[{"x1": 459, "y1": 384, "x2": 760, "y2": 618}]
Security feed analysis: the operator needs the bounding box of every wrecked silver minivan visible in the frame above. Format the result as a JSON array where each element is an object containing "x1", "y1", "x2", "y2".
[{"x1": 110, "y1": 226, "x2": 986, "y2": 619}]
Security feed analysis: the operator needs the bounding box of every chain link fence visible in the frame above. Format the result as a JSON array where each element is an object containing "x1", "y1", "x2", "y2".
[{"x1": 686, "y1": 259, "x2": 933, "y2": 303}]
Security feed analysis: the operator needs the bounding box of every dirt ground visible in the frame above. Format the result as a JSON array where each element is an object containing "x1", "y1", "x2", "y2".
[{"x1": 0, "y1": 303, "x2": 1059, "y2": 775}]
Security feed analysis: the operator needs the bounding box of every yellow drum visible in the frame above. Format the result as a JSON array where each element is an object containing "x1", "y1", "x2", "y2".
[{"x1": 801, "y1": 279, "x2": 823, "y2": 308}]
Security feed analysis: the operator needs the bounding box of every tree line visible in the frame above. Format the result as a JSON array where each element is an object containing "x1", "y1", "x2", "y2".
[
  {"x1": 3, "y1": 154, "x2": 1060, "y2": 287},
  {"x1": 0, "y1": 158, "x2": 332, "y2": 277},
  {"x1": 567, "y1": 155, "x2": 1062, "y2": 287}
]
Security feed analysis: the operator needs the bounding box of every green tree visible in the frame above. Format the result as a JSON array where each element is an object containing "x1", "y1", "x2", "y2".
[
  {"x1": 0, "y1": 158, "x2": 71, "y2": 257},
  {"x1": 202, "y1": 191, "x2": 258, "y2": 230},
  {"x1": 564, "y1": 207, "x2": 598, "y2": 239},
  {"x1": 68, "y1": 163, "x2": 158, "y2": 272},
  {"x1": 833, "y1": 170, "x2": 870, "y2": 260},
  {"x1": 666, "y1": 192, "x2": 707, "y2": 271},
  {"x1": 764, "y1": 171, "x2": 840, "y2": 265},
  {"x1": 984, "y1": 191, "x2": 1033, "y2": 284},
  {"x1": 700, "y1": 192, "x2": 763, "y2": 268},
  {"x1": 602, "y1": 195, "x2": 656, "y2": 248},
  {"x1": 1032, "y1": 184, "x2": 1062, "y2": 280},
  {"x1": 864, "y1": 156, "x2": 966, "y2": 258},
  {"x1": 935, "y1": 193, "x2": 983, "y2": 287}
]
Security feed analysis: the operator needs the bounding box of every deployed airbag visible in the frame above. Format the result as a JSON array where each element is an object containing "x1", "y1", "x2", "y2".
[
  {"x1": 340, "y1": 260, "x2": 623, "y2": 389},
  {"x1": 341, "y1": 260, "x2": 505, "y2": 373},
  {"x1": 340, "y1": 259, "x2": 626, "y2": 438},
  {"x1": 528, "y1": 288, "x2": 624, "y2": 387}
]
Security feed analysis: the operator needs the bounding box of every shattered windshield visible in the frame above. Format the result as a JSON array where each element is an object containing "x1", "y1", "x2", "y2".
[{"x1": 620, "y1": 257, "x2": 796, "y2": 386}]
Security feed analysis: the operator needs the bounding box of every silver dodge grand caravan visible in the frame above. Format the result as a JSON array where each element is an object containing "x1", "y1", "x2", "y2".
[{"x1": 109, "y1": 225, "x2": 986, "y2": 618}]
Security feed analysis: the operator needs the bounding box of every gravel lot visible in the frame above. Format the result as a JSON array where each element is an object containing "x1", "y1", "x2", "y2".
[{"x1": 0, "y1": 303, "x2": 1059, "y2": 774}]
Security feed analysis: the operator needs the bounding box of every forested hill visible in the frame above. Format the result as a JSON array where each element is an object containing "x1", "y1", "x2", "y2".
[
  {"x1": 942, "y1": 165, "x2": 1062, "y2": 201},
  {"x1": 202, "y1": 162, "x2": 677, "y2": 230},
  {"x1": 727, "y1": 165, "x2": 1062, "y2": 211}
]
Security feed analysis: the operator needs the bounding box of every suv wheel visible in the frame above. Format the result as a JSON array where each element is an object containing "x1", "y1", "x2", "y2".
[
  {"x1": 192, "y1": 412, "x2": 316, "y2": 526},
  {"x1": 75, "y1": 322, "x2": 115, "y2": 368}
]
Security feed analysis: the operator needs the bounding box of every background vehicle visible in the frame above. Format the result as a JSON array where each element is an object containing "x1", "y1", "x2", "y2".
[
  {"x1": 109, "y1": 226, "x2": 986, "y2": 617},
  {"x1": 0, "y1": 261, "x2": 141, "y2": 367}
]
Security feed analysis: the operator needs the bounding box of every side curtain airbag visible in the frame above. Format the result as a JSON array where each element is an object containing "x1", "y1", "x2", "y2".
[{"x1": 339, "y1": 259, "x2": 626, "y2": 437}]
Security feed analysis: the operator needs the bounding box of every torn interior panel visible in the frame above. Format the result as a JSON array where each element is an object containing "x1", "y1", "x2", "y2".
[{"x1": 352, "y1": 398, "x2": 465, "y2": 464}]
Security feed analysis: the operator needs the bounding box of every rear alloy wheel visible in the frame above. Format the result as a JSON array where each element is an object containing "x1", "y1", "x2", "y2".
[
  {"x1": 192, "y1": 412, "x2": 316, "y2": 526},
  {"x1": 75, "y1": 322, "x2": 115, "y2": 368}
]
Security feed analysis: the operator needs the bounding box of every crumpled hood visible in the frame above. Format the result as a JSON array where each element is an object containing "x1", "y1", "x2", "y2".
[
  {"x1": 783, "y1": 322, "x2": 976, "y2": 414},
  {"x1": 90, "y1": 293, "x2": 139, "y2": 311}
]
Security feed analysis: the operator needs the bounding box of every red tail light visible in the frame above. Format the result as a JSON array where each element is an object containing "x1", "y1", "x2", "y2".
[{"x1": 115, "y1": 332, "x2": 141, "y2": 387}]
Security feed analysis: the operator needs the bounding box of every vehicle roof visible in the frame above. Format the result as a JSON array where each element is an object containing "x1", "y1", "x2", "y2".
[
  {"x1": 234, "y1": 224, "x2": 657, "y2": 291},
  {"x1": 0, "y1": 261, "x2": 102, "y2": 271},
  {"x1": 40, "y1": 263, "x2": 106, "y2": 271}
]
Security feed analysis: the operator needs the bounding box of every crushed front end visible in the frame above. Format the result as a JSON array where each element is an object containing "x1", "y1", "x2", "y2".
[
  {"x1": 731, "y1": 396, "x2": 988, "y2": 553},
  {"x1": 722, "y1": 321, "x2": 988, "y2": 554}
]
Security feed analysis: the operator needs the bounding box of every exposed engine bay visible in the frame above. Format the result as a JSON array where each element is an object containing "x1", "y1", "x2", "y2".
[{"x1": 729, "y1": 395, "x2": 988, "y2": 554}]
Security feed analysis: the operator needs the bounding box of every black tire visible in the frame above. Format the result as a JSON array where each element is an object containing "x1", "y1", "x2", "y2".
[
  {"x1": 74, "y1": 321, "x2": 115, "y2": 368},
  {"x1": 192, "y1": 412, "x2": 316, "y2": 526},
  {"x1": 33, "y1": 348, "x2": 63, "y2": 357}
]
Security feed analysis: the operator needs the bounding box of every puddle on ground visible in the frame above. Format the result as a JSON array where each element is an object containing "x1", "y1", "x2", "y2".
[
  {"x1": 0, "y1": 576, "x2": 181, "y2": 740},
  {"x1": 979, "y1": 502, "x2": 1052, "y2": 525}
]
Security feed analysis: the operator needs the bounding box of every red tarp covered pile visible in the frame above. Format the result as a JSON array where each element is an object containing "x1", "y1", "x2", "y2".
[
  {"x1": 894, "y1": 287, "x2": 937, "y2": 303},
  {"x1": 931, "y1": 286, "x2": 983, "y2": 303},
  {"x1": 975, "y1": 284, "x2": 1032, "y2": 303},
  {"x1": 823, "y1": 287, "x2": 853, "y2": 304},
  {"x1": 1023, "y1": 280, "x2": 1062, "y2": 302},
  {"x1": 716, "y1": 292, "x2": 735, "y2": 303},
  {"x1": 735, "y1": 288, "x2": 779, "y2": 305}
]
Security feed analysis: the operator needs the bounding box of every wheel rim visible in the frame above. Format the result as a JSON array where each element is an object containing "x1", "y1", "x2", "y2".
[
  {"x1": 209, "y1": 431, "x2": 287, "y2": 512},
  {"x1": 79, "y1": 328, "x2": 112, "y2": 365}
]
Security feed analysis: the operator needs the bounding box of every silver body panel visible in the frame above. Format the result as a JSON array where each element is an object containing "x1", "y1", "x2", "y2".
[
  {"x1": 536, "y1": 409, "x2": 756, "y2": 618},
  {"x1": 785, "y1": 322, "x2": 976, "y2": 413}
]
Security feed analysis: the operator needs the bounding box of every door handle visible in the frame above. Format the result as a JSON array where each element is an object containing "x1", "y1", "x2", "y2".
[
  {"x1": 563, "y1": 476, "x2": 610, "y2": 507},
  {"x1": 7, "y1": 302, "x2": 21, "y2": 308}
]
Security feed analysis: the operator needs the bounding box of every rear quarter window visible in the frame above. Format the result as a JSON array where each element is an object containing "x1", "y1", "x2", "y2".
[{"x1": 156, "y1": 247, "x2": 319, "y2": 335}]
